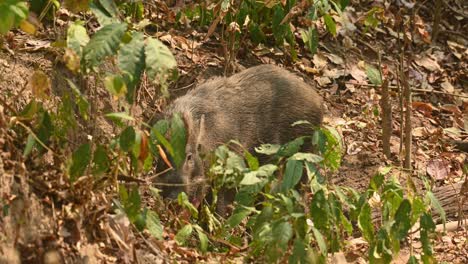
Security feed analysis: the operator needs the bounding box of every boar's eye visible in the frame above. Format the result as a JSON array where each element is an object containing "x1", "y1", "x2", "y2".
[{"x1": 186, "y1": 153, "x2": 193, "y2": 161}]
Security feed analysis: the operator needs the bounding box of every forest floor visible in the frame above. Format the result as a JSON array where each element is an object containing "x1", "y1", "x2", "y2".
[{"x1": 0, "y1": 1, "x2": 467, "y2": 263}]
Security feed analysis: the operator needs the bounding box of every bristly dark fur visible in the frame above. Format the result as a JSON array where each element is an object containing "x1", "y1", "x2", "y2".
[{"x1": 156, "y1": 64, "x2": 324, "y2": 211}]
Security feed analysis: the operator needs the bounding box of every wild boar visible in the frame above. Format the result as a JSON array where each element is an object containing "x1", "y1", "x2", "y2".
[{"x1": 155, "y1": 64, "x2": 323, "y2": 209}]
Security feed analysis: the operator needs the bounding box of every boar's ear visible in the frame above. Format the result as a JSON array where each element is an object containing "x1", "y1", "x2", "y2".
[{"x1": 195, "y1": 114, "x2": 206, "y2": 152}]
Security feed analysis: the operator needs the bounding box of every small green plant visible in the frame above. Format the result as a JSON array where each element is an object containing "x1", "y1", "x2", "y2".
[
  {"x1": 0, "y1": 0, "x2": 29, "y2": 34},
  {"x1": 10, "y1": 0, "x2": 177, "y2": 241},
  {"x1": 155, "y1": 123, "x2": 441, "y2": 263}
]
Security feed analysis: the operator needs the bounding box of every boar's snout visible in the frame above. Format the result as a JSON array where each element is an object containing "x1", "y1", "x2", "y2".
[{"x1": 156, "y1": 170, "x2": 184, "y2": 200}]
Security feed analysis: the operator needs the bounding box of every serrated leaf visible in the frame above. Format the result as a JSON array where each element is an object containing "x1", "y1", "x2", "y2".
[
  {"x1": 290, "y1": 152, "x2": 323, "y2": 163},
  {"x1": 69, "y1": 143, "x2": 92, "y2": 182},
  {"x1": 66, "y1": 79, "x2": 89, "y2": 119},
  {"x1": 323, "y1": 14, "x2": 336, "y2": 36},
  {"x1": 120, "y1": 126, "x2": 135, "y2": 152},
  {"x1": 83, "y1": 23, "x2": 127, "y2": 69},
  {"x1": 358, "y1": 202, "x2": 374, "y2": 242},
  {"x1": 311, "y1": 226, "x2": 327, "y2": 255},
  {"x1": 23, "y1": 133, "x2": 35, "y2": 157},
  {"x1": 193, "y1": 225, "x2": 208, "y2": 253},
  {"x1": 118, "y1": 31, "x2": 145, "y2": 103},
  {"x1": 310, "y1": 189, "x2": 329, "y2": 230},
  {"x1": 97, "y1": 0, "x2": 119, "y2": 17},
  {"x1": 366, "y1": 64, "x2": 382, "y2": 85},
  {"x1": 0, "y1": 1, "x2": 28, "y2": 35},
  {"x1": 104, "y1": 74, "x2": 127, "y2": 99},
  {"x1": 125, "y1": 186, "x2": 141, "y2": 221},
  {"x1": 146, "y1": 210, "x2": 163, "y2": 240},
  {"x1": 272, "y1": 220, "x2": 292, "y2": 250},
  {"x1": 392, "y1": 199, "x2": 412, "y2": 240},
  {"x1": 92, "y1": 145, "x2": 109, "y2": 175},
  {"x1": 426, "y1": 191, "x2": 445, "y2": 227},
  {"x1": 227, "y1": 208, "x2": 251, "y2": 228},
  {"x1": 277, "y1": 137, "x2": 305, "y2": 157},
  {"x1": 170, "y1": 113, "x2": 186, "y2": 169},
  {"x1": 89, "y1": 1, "x2": 119, "y2": 26},
  {"x1": 66, "y1": 21, "x2": 89, "y2": 55},
  {"x1": 289, "y1": 238, "x2": 311, "y2": 264},
  {"x1": 301, "y1": 26, "x2": 319, "y2": 55},
  {"x1": 175, "y1": 224, "x2": 193, "y2": 246},
  {"x1": 281, "y1": 159, "x2": 303, "y2": 191},
  {"x1": 145, "y1": 37, "x2": 177, "y2": 79},
  {"x1": 244, "y1": 150, "x2": 259, "y2": 170},
  {"x1": 178, "y1": 192, "x2": 198, "y2": 218},
  {"x1": 105, "y1": 112, "x2": 134, "y2": 121},
  {"x1": 150, "y1": 124, "x2": 174, "y2": 158},
  {"x1": 255, "y1": 143, "x2": 280, "y2": 155},
  {"x1": 240, "y1": 164, "x2": 277, "y2": 185}
]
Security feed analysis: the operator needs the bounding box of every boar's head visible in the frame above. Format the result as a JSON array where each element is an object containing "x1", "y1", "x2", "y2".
[{"x1": 156, "y1": 113, "x2": 209, "y2": 206}]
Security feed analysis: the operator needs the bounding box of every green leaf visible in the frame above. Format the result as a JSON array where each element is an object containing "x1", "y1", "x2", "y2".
[
  {"x1": 407, "y1": 256, "x2": 418, "y2": 264},
  {"x1": 392, "y1": 199, "x2": 412, "y2": 240},
  {"x1": 227, "y1": 208, "x2": 251, "y2": 228},
  {"x1": 272, "y1": 5, "x2": 287, "y2": 45},
  {"x1": 311, "y1": 226, "x2": 327, "y2": 255},
  {"x1": 255, "y1": 144, "x2": 281, "y2": 155},
  {"x1": 67, "y1": 79, "x2": 89, "y2": 119},
  {"x1": 323, "y1": 14, "x2": 337, "y2": 36},
  {"x1": 277, "y1": 137, "x2": 305, "y2": 157},
  {"x1": 120, "y1": 126, "x2": 135, "y2": 152},
  {"x1": 240, "y1": 164, "x2": 277, "y2": 185},
  {"x1": 124, "y1": 186, "x2": 141, "y2": 221},
  {"x1": 69, "y1": 143, "x2": 92, "y2": 182},
  {"x1": 244, "y1": 150, "x2": 259, "y2": 170},
  {"x1": 175, "y1": 224, "x2": 193, "y2": 246},
  {"x1": 104, "y1": 74, "x2": 127, "y2": 99},
  {"x1": 280, "y1": 159, "x2": 303, "y2": 191},
  {"x1": 310, "y1": 189, "x2": 329, "y2": 230},
  {"x1": 97, "y1": 0, "x2": 119, "y2": 17},
  {"x1": 146, "y1": 210, "x2": 163, "y2": 240},
  {"x1": 117, "y1": 31, "x2": 145, "y2": 103},
  {"x1": 145, "y1": 37, "x2": 177, "y2": 79},
  {"x1": 289, "y1": 238, "x2": 308, "y2": 264},
  {"x1": 18, "y1": 100, "x2": 39, "y2": 120},
  {"x1": 290, "y1": 152, "x2": 323, "y2": 163},
  {"x1": 0, "y1": 1, "x2": 28, "y2": 35},
  {"x1": 89, "y1": 1, "x2": 120, "y2": 26},
  {"x1": 150, "y1": 124, "x2": 174, "y2": 158},
  {"x1": 301, "y1": 26, "x2": 319, "y2": 55},
  {"x1": 105, "y1": 112, "x2": 135, "y2": 122},
  {"x1": 170, "y1": 113, "x2": 186, "y2": 169},
  {"x1": 23, "y1": 134, "x2": 35, "y2": 157},
  {"x1": 178, "y1": 192, "x2": 198, "y2": 219},
  {"x1": 83, "y1": 23, "x2": 128, "y2": 69},
  {"x1": 92, "y1": 145, "x2": 109, "y2": 175},
  {"x1": 366, "y1": 64, "x2": 382, "y2": 85},
  {"x1": 38, "y1": 111, "x2": 53, "y2": 145},
  {"x1": 426, "y1": 191, "x2": 445, "y2": 227},
  {"x1": 193, "y1": 225, "x2": 208, "y2": 253},
  {"x1": 420, "y1": 213, "x2": 436, "y2": 257},
  {"x1": 410, "y1": 196, "x2": 426, "y2": 225},
  {"x1": 358, "y1": 202, "x2": 374, "y2": 242},
  {"x1": 66, "y1": 21, "x2": 89, "y2": 55},
  {"x1": 272, "y1": 220, "x2": 293, "y2": 250}
]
